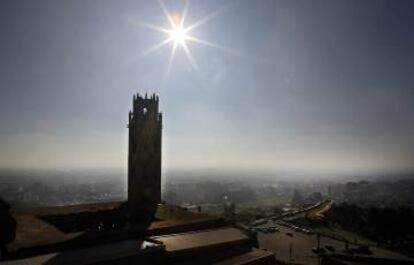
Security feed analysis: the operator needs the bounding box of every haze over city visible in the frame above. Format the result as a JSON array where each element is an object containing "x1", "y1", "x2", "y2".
[{"x1": 1, "y1": 0, "x2": 414, "y2": 176}]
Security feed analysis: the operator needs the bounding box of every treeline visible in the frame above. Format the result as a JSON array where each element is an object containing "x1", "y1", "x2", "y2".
[{"x1": 327, "y1": 203, "x2": 414, "y2": 245}]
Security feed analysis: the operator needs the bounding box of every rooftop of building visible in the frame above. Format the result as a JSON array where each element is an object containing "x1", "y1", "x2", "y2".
[
  {"x1": 8, "y1": 202, "x2": 224, "y2": 259},
  {"x1": 5, "y1": 202, "x2": 277, "y2": 265}
]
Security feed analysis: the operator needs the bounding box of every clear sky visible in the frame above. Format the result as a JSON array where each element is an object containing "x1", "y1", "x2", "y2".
[{"x1": 1, "y1": 0, "x2": 413, "y2": 175}]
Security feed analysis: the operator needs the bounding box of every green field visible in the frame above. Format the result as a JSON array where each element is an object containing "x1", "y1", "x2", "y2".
[{"x1": 312, "y1": 223, "x2": 377, "y2": 246}]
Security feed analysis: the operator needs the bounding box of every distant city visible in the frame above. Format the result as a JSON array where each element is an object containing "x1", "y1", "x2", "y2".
[{"x1": 2, "y1": 169, "x2": 413, "y2": 211}]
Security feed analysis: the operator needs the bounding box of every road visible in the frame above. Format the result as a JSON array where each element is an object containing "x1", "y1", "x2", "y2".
[
  {"x1": 257, "y1": 224, "x2": 410, "y2": 265},
  {"x1": 280, "y1": 199, "x2": 333, "y2": 221}
]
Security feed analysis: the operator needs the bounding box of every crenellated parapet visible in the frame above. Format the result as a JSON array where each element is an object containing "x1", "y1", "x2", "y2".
[{"x1": 129, "y1": 93, "x2": 161, "y2": 123}]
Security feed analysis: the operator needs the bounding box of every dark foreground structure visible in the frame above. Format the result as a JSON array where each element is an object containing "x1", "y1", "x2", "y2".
[
  {"x1": 4, "y1": 203, "x2": 276, "y2": 265},
  {"x1": 1, "y1": 94, "x2": 276, "y2": 265}
]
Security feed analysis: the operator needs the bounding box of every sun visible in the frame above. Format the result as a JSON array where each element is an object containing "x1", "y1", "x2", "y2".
[
  {"x1": 168, "y1": 25, "x2": 188, "y2": 46},
  {"x1": 136, "y1": 0, "x2": 236, "y2": 78}
]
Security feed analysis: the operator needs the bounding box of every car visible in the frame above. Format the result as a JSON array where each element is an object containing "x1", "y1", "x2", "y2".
[
  {"x1": 259, "y1": 227, "x2": 275, "y2": 233},
  {"x1": 300, "y1": 228, "x2": 314, "y2": 235},
  {"x1": 268, "y1": 227, "x2": 280, "y2": 233},
  {"x1": 250, "y1": 219, "x2": 267, "y2": 226},
  {"x1": 312, "y1": 247, "x2": 326, "y2": 254},
  {"x1": 305, "y1": 230, "x2": 314, "y2": 235}
]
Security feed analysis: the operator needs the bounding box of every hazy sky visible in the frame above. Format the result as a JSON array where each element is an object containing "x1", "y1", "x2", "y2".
[{"x1": 1, "y1": 0, "x2": 414, "y2": 175}]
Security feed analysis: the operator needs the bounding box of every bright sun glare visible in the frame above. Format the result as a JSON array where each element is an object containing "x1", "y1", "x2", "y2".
[
  {"x1": 137, "y1": 0, "x2": 236, "y2": 82},
  {"x1": 168, "y1": 26, "x2": 188, "y2": 46}
]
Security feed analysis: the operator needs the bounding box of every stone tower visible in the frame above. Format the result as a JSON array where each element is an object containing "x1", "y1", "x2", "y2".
[{"x1": 128, "y1": 93, "x2": 162, "y2": 222}]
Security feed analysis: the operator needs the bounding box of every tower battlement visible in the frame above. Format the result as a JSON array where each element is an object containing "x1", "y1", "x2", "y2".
[{"x1": 129, "y1": 93, "x2": 162, "y2": 124}]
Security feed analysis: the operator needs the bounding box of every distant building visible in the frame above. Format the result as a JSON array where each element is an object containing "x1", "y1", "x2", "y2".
[
  {"x1": 128, "y1": 93, "x2": 162, "y2": 223},
  {"x1": 291, "y1": 189, "x2": 304, "y2": 206}
]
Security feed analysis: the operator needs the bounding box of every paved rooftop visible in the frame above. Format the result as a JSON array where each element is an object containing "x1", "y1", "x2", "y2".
[{"x1": 152, "y1": 227, "x2": 250, "y2": 254}]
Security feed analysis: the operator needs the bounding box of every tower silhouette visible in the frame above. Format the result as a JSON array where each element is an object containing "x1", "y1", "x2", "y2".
[{"x1": 128, "y1": 93, "x2": 162, "y2": 224}]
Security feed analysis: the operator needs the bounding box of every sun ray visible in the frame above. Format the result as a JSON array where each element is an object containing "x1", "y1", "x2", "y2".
[
  {"x1": 136, "y1": 22, "x2": 170, "y2": 34},
  {"x1": 180, "y1": 0, "x2": 189, "y2": 28},
  {"x1": 185, "y1": 3, "x2": 233, "y2": 33},
  {"x1": 163, "y1": 42, "x2": 178, "y2": 83},
  {"x1": 182, "y1": 42, "x2": 199, "y2": 73},
  {"x1": 187, "y1": 36, "x2": 270, "y2": 63},
  {"x1": 157, "y1": 0, "x2": 175, "y2": 28},
  {"x1": 138, "y1": 37, "x2": 172, "y2": 58},
  {"x1": 186, "y1": 36, "x2": 240, "y2": 55}
]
